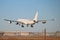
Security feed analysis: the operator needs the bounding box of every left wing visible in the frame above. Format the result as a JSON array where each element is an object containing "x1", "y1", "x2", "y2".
[
  {"x1": 3, "y1": 19, "x2": 20, "y2": 25},
  {"x1": 4, "y1": 19, "x2": 16, "y2": 22}
]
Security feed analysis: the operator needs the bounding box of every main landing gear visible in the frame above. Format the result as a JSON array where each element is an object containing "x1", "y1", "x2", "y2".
[
  {"x1": 31, "y1": 25, "x2": 33, "y2": 27},
  {"x1": 21, "y1": 25, "x2": 24, "y2": 27}
]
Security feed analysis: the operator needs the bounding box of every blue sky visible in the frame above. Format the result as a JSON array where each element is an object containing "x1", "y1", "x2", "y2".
[{"x1": 0, "y1": 0, "x2": 60, "y2": 32}]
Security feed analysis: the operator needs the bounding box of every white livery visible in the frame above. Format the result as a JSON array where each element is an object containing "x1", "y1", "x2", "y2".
[{"x1": 4, "y1": 11, "x2": 54, "y2": 27}]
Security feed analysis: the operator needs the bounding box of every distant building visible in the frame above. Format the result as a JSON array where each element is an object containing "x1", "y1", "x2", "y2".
[
  {"x1": 3, "y1": 31, "x2": 30, "y2": 36},
  {"x1": 1, "y1": 31, "x2": 60, "y2": 36},
  {"x1": 20, "y1": 32, "x2": 29, "y2": 36},
  {"x1": 3, "y1": 31, "x2": 21, "y2": 36},
  {"x1": 56, "y1": 31, "x2": 60, "y2": 36},
  {"x1": 0, "y1": 32, "x2": 4, "y2": 36},
  {"x1": 46, "y1": 32, "x2": 56, "y2": 36}
]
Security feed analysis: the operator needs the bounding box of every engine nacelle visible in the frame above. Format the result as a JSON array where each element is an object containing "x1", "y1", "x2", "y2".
[
  {"x1": 42, "y1": 21, "x2": 46, "y2": 24},
  {"x1": 16, "y1": 22, "x2": 19, "y2": 25},
  {"x1": 9, "y1": 21, "x2": 12, "y2": 24}
]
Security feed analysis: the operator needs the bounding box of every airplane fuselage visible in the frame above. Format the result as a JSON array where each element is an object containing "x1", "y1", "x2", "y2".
[{"x1": 17, "y1": 19, "x2": 35, "y2": 25}]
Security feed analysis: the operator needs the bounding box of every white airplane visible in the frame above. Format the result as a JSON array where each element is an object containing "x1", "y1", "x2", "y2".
[{"x1": 4, "y1": 11, "x2": 54, "y2": 27}]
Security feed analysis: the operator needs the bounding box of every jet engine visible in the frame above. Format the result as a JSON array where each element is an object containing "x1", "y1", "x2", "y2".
[
  {"x1": 9, "y1": 21, "x2": 12, "y2": 24},
  {"x1": 42, "y1": 21, "x2": 46, "y2": 24}
]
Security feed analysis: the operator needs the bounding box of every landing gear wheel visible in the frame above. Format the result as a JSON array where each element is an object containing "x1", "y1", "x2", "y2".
[
  {"x1": 16, "y1": 22, "x2": 18, "y2": 25},
  {"x1": 21, "y1": 25, "x2": 24, "y2": 27},
  {"x1": 31, "y1": 25, "x2": 33, "y2": 27}
]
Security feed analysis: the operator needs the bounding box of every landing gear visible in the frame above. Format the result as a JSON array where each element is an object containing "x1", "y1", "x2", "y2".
[
  {"x1": 16, "y1": 22, "x2": 20, "y2": 26},
  {"x1": 31, "y1": 25, "x2": 33, "y2": 27},
  {"x1": 16, "y1": 22, "x2": 19, "y2": 25},
  {"x1": 21, "y1": 25, "x2": 24, "y2": 27}
]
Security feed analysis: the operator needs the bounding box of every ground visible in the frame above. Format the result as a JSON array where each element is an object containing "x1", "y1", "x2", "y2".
[{"x1": 0, "y1": 36, "x2": 60, "y2": 40}]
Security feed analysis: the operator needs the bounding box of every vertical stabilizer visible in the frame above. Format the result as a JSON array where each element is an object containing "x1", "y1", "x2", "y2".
[{"x1": 33, "y1": 11, "x2": 38, "y2": 21}]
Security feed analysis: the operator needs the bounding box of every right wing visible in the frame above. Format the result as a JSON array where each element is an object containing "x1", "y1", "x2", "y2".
[
  {"x1": 37, "y1": 20, "x2": 47, "y2": 24},
  {"x1": 37, "y1": 19, "x2": 55, "y2": 24}
]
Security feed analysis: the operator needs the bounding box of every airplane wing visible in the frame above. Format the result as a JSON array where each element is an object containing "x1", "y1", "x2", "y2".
[
  {"x1": 37, "y1": 20, "x2": 47, "y2": 24},
  {"x1": 3, "y1": 19, "x2": 21, "y2": 25},
  {"x1": 4, "y1": 19, "x2": 16, "y2": 22},
  {"x1": 37, "y1": 19, "x2": 55, "y2": 24}
]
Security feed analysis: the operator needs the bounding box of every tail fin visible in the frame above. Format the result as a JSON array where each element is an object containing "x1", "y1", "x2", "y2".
[{"x1": 33, "y1": 11, "x2": 38, "y2": 21}]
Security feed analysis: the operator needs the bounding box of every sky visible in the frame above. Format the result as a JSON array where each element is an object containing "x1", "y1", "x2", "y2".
[{"x1": 0, "y1": 0, "x2": 60, "y2": 32}]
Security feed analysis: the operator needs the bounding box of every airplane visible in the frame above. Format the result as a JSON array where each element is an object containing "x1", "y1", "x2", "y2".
[{"x1": 3, "y1": 11, "x2": 54, "y2": 27}]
